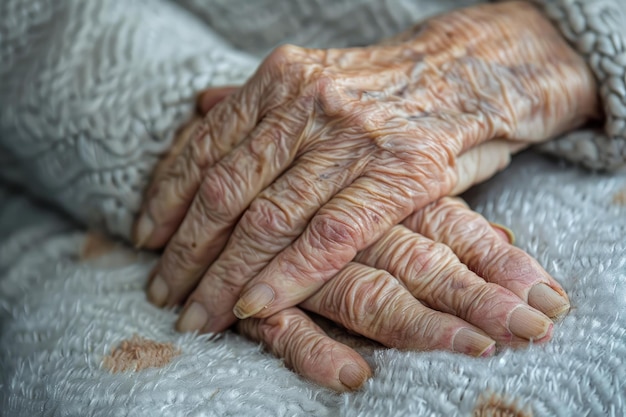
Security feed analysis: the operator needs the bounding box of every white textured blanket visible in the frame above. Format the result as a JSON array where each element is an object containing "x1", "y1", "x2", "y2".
[{"x1": 1, "y1": 152, "x2": 624, "y2": 416}]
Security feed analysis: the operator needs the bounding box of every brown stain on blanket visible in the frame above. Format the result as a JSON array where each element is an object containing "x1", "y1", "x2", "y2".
[
  {"x1": 81, "y1": 232, "x2": 119, "y2": 260},
  {"x1": 473, "y1": 392, "x2": 533, "y2": 417},
  {"x1": 103, "y1": 335, "x2": 181, "y2": 373},
  {"x1": 612, "y1": 187, "x2": 626, "y2": 206}
]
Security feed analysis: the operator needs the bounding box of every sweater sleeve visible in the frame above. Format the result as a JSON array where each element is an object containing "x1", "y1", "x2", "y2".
[
  {"x1": 521, "y1": 0, "x2": 626, "y2": 170},
  {"x1": 0, "y1": 0, "x2": 258, "y2": 240}
]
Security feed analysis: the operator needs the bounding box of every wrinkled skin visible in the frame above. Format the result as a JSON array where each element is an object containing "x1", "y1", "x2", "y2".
[
  {"x1": 135, "y1": 86, "x2": 572, "y2": 392},
  {"x1": 136, "y1": 3, "x2": 596, "y2": 335},
  {"x1": 237, "y1": 196, "x2": 570, "y2": 391}
]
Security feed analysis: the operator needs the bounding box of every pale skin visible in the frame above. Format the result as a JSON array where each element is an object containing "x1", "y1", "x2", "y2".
[{"x1": 134, "y1": 2, "x2": 600, "y2": 390}]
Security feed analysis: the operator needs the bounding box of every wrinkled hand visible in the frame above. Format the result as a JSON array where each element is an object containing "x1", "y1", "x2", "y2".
[
  {"x1": 136, "y1": 2, "x2": 595, "y2": 333},
  {"x1": 236, "y1": 196, "x2": 570, "y2": 391}
]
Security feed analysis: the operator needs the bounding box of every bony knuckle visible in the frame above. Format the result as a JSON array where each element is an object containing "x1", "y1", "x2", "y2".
[
  {"x1": 246, "y1": 197, "x2": 293, "y2": 237},
  {"x1": 260, "y1": 311, "x2": 295, "y2": 349},
  {"x1": 345, "y1": 271, "x2": 401, "y2": 324},
  {"x1": 462, "y1": 283, "x2": 505, "y2": 320},
  {"x1": 410, "y1": 241, "x2": 451, "y2": 276},
  {"x1": 198, "y1": 176, "x2": 226, "y2": 209},
  {"x1": 408, "y1": 309, "x2": 441, "y2": 344},
  {"x1": 198, "y1": 176, "x2": 241, "y2": 223},
  {"x1": 263, "y1": 44, "x2": 308, "y2": 78},
  {"x1": 270, "y1": 44, "x2": 302, "y2": 62},
  {"x1": 310, "y1": 214, "x2": 359, "y2": 250}
]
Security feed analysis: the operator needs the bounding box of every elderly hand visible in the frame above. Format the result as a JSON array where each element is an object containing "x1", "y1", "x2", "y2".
[
  {"x1": 135, "y1": 2, "x2": 594, "y2": 333},
  {"x1": 236, "y1": 196, "x2": 570, "y2": 391}
]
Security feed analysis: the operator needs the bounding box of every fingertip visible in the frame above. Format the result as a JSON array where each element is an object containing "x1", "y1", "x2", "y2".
[
  {"x1": 134, "y1": 212, "x2": 155, "y2": 249},
  {"x1": 338, "y1": 363, "x2": 371, "y2": 391},
  {"x1": 233, "y1": 283, "x2": 275, "y2": 319},
  {"x1": 176, "y1": 302, "x2": 209, "y2": 333},
  {"x1": 147, "y1": 274, "x2": 169, "y2": 307},
  {"x1": 528, "y1": 283, "x2": 570, "y2": 320}
]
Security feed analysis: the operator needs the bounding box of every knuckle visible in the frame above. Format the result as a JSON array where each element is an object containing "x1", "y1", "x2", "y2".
[
  {"x1": 258, "y1": 311, "x2": 310, "y2": 367},
  {"x1": 309, "y1": 213, "x2": 360, "y2": 251},
  {"x1": 413, "y1": 309, "x2": 446, "y2": 347},
  {"x1": 188, "y1": 124, "x2": 215, "y2": 170},
  {"x1": 235, "y1": 317, "x2": 258, "y2": 340},
  {"x1": 460, "y1": 283, "x2": 510, "y2": 322},
  {"x1": 262, "y1": 44, "x2": 310, "y2": 85},
  {"x1": 347, "y1": 271, "x2": 426, "y2": 349},
  {"x1": 484, "y1": 247, "x2": 538, "y2": 285},
  {"x1": 410, "y1": 240, "x2": 453, "y2": 277},
  {"x1": 405, "y1": 198, "x2": 462, "y2": 236},
  {"x1": 197, "y1": 168, "x2": 242, "y2": 223},
  {"x1": 151, "y1": 171, "x2": 200, "y2": 222},
  {"x1": 198, "y1": 177, "x2": 225, "y2": 211},
  {"x1": 260, "y1": 311, "x2": 294, "y2": 345},
  {"x1": 435, "y1": 196, "x2": 470, "y2": 215},
  {"x1": 267, "y1": 44, "x2": 303, "y2": 65},
  {"x1": 343, "y1": 270, "x2": 402, "y2": 326},
  {"x1": 245, "y1": 196, "x2": 295, "y2": 239}
]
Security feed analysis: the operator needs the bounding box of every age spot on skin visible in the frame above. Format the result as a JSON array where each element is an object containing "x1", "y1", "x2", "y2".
[{"x1": 102, "y1": 335, "x2": 181, "y2": 373}]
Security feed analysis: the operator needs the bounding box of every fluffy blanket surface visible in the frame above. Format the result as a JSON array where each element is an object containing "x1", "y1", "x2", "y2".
[{"x1": 1, "y1": 152, "x2": 625, "y2": 416}]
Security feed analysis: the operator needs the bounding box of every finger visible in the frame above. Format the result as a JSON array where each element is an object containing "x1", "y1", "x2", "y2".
[
  {"x1": 451, "y1": 140, "x2": 529, "y2": 196},
  {"x1": 355, "y1": 225, "x2": 553, "y2": 345},
  {"x1": 229, "y1": 137, "x2": 464, "y2": 320},
  {"x1": 236, "y1": 307, "x2": 371, "y2": 392},
  {"x1": 148, "y1": 111, "x2": 312, "y2": 307},
  {"x1": 136, "y1": 44, "x2": 318, "y2": 250},
  {"x1": 132, "y1": 87, "x2": 237, "y2": 251},
  {"x1": 300, "y1": 262, "x2": 496, "y2": 356},
  {"x1": 135, "y1": 78, "x2": 266, "y2": 250},
  {"x1": 177, "y1": 150, "x2": 366, "y2": 333},
  {"x1": 402, "y1": 197, "x2": 570, "y2": 319}
]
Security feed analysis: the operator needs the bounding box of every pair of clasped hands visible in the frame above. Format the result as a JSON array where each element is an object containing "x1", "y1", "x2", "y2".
[{"x1": 134, "y1": 3, "x2": 599, "y2": 391}]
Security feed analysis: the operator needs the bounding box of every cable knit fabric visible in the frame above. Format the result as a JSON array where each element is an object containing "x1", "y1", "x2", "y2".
[
  {"x1": 529, "y1": 0, "x2": 626, "y2": 170},
  {"x1": 0, "y1": 0, "x2": 257, "y2": 239},
  {"x1": 1, "y1": 0, "x2": 626, "y2": 416}
]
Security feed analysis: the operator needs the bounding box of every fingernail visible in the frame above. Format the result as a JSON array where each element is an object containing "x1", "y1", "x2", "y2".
[
  {"x1": 508, "y1": 306, "x2": 553, "y2": 341},
  {"x1": 339, "y1": 364, "x2": 369, "y2": 390},
  {"x1": 147, "y1": 275, "x2": 168, "y2": 307},
  {"x1": 452, "y1": 328, "x2": 496, "y2": 357},
  {"x1": 177, "y1": 302, "x2": 209, "y2": 332},
  {"x1": 528, "y1": 283, "x2": 570, "y2": 319},
  {"x1": 135, "y1": 213, "x2": 155, "y2": 248},
  {"x1": 233, "y1": 284, "x2": 275, "y2": 319},
  {"x1": 489, "y1": 222, "x2": 515, "y2": 244}
]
